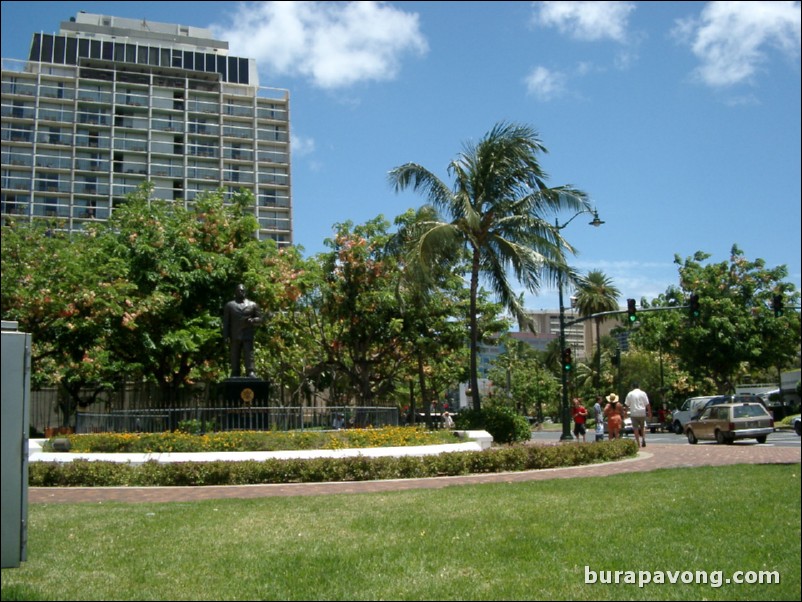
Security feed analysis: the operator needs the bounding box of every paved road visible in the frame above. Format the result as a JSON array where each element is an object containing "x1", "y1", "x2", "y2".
[
  {"x1": 28, "y1": 442, "x2": 800, "y2": 504},
  {"x1": 530, "y1": 428, "x2": 801, "y2": 447}
]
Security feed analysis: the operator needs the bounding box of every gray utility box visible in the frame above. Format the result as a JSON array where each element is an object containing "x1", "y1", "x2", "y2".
[{"x1": 2, "y1": 321, "x2": 30, "y2": 568}]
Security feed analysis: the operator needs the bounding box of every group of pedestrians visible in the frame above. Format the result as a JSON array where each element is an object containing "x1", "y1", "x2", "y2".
[{"x1": 571, "y1": 382, "x2": 652, "y2": 446}]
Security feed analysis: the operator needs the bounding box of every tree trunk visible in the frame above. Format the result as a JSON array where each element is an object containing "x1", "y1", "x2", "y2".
[
  {"x1": 595, "y1": 318, "x2": 602, "y2": 393},
  {"x1": 418, "y1": 354, "x2": 431, "y2": 428},
  {"x1": 469, "y1": 250, "x2": 482, "y2": 412}
]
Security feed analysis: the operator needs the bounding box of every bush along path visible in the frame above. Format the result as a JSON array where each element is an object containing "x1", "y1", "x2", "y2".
[{"x1": 29, "y1": 438, "x2": 638, "y2": 487}]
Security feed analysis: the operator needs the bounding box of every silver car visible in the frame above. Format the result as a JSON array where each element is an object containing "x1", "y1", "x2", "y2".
[{"x1": 685, "y1": 402, "x2": 774, "y2": 445}]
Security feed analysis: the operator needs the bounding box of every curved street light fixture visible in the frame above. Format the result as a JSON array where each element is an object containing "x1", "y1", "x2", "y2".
[{"x1": 556, "y1": 208, "x2": 604, "y2": 442}]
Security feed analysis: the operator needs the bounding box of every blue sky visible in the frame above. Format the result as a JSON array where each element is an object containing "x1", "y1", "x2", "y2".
[{"x1": 2, "y1": 1, "x2": 800, "y2": 311}]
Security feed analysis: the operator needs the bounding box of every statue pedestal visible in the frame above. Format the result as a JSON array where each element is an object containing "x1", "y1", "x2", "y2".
[
  {"x1": 221, "y1": 377, "x2": 270, "y2": 430},
  {"x1": 222, "y1": 377, "x2": 269, "y2": 405}
]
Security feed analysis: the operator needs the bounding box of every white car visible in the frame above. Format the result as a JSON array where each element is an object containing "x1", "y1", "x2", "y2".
[
  {"x1": 671, "y1": 396, "x2": 718, "y2": 434},
  {"x1": 793, "y1": 416, "x2": 801, "y2": 437}
]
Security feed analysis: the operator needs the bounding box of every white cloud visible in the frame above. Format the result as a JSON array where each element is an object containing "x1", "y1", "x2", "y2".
[
  {"x1": 291, "y1": 133, "x2": 316, "y2": 157},
  {"x1": 211, "y1": 1, "x2": 428, "y2": 89},
  {"x1": 673, "y1": 1, "x2": 801, "y2": 87},
  {"x1": 516, "y1": 257, "x2": 679, "y2": 311},
  {"x1": 524, "y1": 65, "x2": 567, "y2": 100},
  {"x1": 532, "y1": 1, "x2": 636, "y2": 43}
]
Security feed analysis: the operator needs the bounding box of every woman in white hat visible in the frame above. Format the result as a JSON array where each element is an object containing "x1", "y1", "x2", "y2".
[{"x1": 604, "y1": 393, "x2": 623, "y2": 440}]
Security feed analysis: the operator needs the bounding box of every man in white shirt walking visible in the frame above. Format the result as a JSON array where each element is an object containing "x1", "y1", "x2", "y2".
[{"x1": 625, "y1": 382, "x2": 651, "y2": 448}]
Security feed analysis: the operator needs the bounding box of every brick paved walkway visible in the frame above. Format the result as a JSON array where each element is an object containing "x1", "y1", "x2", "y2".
[{"x1": 28, "y1": 442, "x2": 800, "y2": 504}]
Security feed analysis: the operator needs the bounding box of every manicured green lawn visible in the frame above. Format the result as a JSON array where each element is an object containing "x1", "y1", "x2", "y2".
[{"x1": 2, "y1": 464, "x2": 799, "y2": 601}]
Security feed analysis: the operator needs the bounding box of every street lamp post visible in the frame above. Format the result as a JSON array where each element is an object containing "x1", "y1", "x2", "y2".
[{"x1": 557, "y1": 209, "x2": 604, "y2": 441}]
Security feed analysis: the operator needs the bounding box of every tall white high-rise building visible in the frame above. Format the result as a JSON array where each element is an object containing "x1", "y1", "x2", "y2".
[{"x1": 1, "y1": 12, "x2": 291, "y2": 245}]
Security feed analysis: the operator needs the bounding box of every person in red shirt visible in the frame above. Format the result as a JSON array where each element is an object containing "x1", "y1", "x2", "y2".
[{"x1": 571, "y1": 397, "x2": 588, "y2": 442}]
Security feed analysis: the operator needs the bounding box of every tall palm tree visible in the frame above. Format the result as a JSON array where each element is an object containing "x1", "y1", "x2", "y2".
[
  {"x1": 574, "y1": 270, "x2": 620, "y2": 392},
  {"x1": 388, "y1": 122, "x2": 589, "y2": 411}
]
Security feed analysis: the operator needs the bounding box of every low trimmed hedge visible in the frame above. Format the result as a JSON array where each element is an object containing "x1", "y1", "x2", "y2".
[{"x1": 29, "y1": 439, "x2": 638, "y2": 487}]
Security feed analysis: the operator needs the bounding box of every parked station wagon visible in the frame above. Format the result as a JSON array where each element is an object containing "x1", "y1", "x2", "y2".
[{"x1": 685, "y1": 402, "x2": 774, "y2": 445}]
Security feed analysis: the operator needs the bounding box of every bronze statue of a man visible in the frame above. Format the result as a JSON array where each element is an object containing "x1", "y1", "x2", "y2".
[{"x1": 222, "y1": 284, "x2": 262, "y2": 378}]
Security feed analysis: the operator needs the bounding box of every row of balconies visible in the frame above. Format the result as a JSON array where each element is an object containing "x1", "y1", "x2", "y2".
[
  {"x1": 3, "y1": 172, "x2": 288, "y2": 192},
  {"x1": 5, "y1": 70, "x2": 282, "y2": 96},
  {"x1": 4, "y1": 122, "x2": 288, "y2": 146},
  {"x1": 3, "y1": 199, "x2": 291, "y2": 222},
  {"x1": 4, "y1": 134, "x2": 283, "y2": 155},
  {"x1": 5, "y1": 154, "x2": 287, "y2": 172},
  {"x1": 6, "y1": 188, "x2": 292, "y2": 204},
  {"x1": 3, "y1": 182, "x2": 289, "y2": 200},
  {"x1": 6, "y1": 125, "x2": 288, "y2": 145},
  {"x1": 6, "y1": 151, "x2": 287, "y2": 167},
  {"x1": 4, "y1": 97, "x2": 288, "y2": 124},
  {"x1": 3, "y1": 91, "x2": 288, "y2": 123},
  {"x1": 1, "y1": 199, "x2": 108, "y2": 220},
  {"x1": 6, "y1": 146, "x2": 284, "y2": 164}
]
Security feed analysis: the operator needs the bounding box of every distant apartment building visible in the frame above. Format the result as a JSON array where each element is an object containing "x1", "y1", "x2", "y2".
[
  {"x1": 524, "y1": 308, "x2": 621, "y2": 359},
  {"x1": 1, "y1": 12, "x2": 291, "y2": 245},
  {"x1": 475, "y1": 309, "x2": 620, "y2": 377}
]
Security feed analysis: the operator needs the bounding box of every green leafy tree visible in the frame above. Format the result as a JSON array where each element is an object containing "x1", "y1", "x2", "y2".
[
  {"x1": 615, "y1": 290, "x2": 709, "y2": 407},
  {"x1": 389, "y1": 122, "x2": 589, "y2": 411},
  {"x1": 315, "y1": 217, "x2": 414, "y2": 405},
  {"x1": 593, "y1": 336, "x2": 618, "y2": 398},
  {"x1": 94, "y1": 185, "x2": 269, "y2": 401},
  {"x1": 390, "y1": 207, "x2": 470, "y2": 424},
  {"x1": 2, "y1": 185, "x2": 316, "y2": 411},
  {"x1": 1, "y1": 219, "x2": 137, "y2": 423},
  {"x1": 250, "y1": 246, "x2": 323, "y2": 405},
  {"x1": 486, "y1": 335, "x2": 559, "y2": 420},
  {"x1": 614, "y1": 347, "x2": 698, "y2": 411},
  {"x1": 632, "y1": 246, "x2": 800, "y2": 393}
]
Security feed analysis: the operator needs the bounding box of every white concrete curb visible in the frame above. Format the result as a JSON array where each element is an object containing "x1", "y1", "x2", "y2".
[{"x1": 28, "y1": 431, "x2": 493, "y2": 467}]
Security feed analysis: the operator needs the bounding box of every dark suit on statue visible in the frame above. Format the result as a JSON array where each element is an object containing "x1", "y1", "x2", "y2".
[{"x1": 223, "y1": 284, "x2": 262, "y2": 377}]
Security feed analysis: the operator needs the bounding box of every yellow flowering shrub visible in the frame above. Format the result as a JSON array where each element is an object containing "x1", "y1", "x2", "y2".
[{"x1": 55, "y1": 426, "x2": 455, "y2": 453}]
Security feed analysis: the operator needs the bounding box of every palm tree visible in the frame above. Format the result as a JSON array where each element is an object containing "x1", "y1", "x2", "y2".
[
  {"x1": 574, "y1": 270, "x2": 620, "y2": 392},
  {"x1": 389, "y1": 122, "x2": 589, "y2": 411}
]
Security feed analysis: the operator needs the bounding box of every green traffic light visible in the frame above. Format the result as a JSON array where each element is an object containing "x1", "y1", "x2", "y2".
[{"x1": 626, "y1": 298, "x2": 637, "y2": 323}]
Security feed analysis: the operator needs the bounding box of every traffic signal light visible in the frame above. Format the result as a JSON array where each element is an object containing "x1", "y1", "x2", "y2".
[
  {"x1": 689, "y1": 293, "x2": 700, "y2": 318},
  {"x1": 772, "y1": 294, "x2": 784, "y2": 318},
  {"x1": 562, "y1": 347, "x2": 573, "y2": 372},
  {"x1": 626, "y1": 298, "x2": 637, "y2": 323}
]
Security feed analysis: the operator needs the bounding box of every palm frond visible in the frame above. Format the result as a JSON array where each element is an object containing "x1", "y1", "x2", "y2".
[{"x1": 388, "y1": 164, "x2": 454, "y2": 212}]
